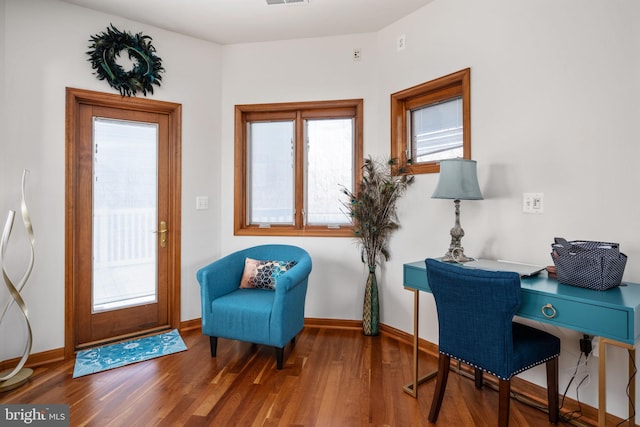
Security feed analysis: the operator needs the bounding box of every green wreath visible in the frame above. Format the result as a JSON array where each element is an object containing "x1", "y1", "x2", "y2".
[{"x1": 87, "y1": 24, "x2": 164, "y2": 97}]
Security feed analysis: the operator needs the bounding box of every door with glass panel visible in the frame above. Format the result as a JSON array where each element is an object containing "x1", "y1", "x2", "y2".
[{"x1": 68, "y1": 94, "x2": 180, "y2": 349}]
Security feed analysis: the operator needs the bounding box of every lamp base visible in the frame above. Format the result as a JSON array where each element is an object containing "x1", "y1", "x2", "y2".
[
  {"x1": 441, "y1": 248, "x2": 474, "y2": 263},
  {"x1": 0, "y1": 368, "x2": 33, "y2": 392},
  {"x1": 441, "y1": 199, "x2": 474, "y2": 263}
]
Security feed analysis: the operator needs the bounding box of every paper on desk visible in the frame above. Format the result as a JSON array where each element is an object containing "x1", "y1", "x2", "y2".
[{"x1": 465, "y1": 259, "x2": 545, "y2": 277}]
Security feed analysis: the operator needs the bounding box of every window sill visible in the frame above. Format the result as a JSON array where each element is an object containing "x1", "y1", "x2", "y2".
[{"x1": 234, "y1": 226, "x2": 355, "y2": 238}]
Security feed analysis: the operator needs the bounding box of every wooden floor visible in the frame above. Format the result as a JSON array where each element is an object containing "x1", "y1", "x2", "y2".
[{"x1": 1, "y1": 327, "x2": 567, "y2": 426}]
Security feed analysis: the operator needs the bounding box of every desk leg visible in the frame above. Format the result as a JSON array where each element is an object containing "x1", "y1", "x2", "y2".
[
  {"x1": 403, "y1": 288, "x2": 438, "y2": 397},
  {"x1": 599, "y1": 338, "x2": 606, "y2": 427},
  {"x1": 630, "y1": 347, "x2": 636, "y2": 427},
  {"x1": 598, "y1": 337, "x2": 635, "y2": 427}
]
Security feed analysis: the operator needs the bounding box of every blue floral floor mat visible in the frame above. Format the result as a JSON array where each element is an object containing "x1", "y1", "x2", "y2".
[{"x1": 73, "y1": 329, "x2": 187, "y2": 378}]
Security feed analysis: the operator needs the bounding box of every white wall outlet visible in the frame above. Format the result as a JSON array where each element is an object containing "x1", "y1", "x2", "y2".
[
  {"x1": 352, "y1": 48, "x2": 361, "y2": 61},
  {"x1": 591, "y1": 336, "x2": 600, "y2": 358},
  {"x1": 397, "y1": 34, "x2": 406, "y2": 51},
  {"x1": 196, "y1": 196, "x2": 209, "y2": 210},
  {"x1": 522, "y1": 193, "x2": 544, "y2": 214}
]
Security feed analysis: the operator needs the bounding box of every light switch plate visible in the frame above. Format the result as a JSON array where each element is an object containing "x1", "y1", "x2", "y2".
[
  {"x1": 196, "y1": 196, "x2": 209, "y2": 210},
  {"x1": 523, "y1": 193, "x2": 544, "y2": 214}
]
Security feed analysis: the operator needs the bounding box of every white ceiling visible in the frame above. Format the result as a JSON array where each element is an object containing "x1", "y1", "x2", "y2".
[{"x1": 61, "y1": 0, "x2": 434, "y2": 45}]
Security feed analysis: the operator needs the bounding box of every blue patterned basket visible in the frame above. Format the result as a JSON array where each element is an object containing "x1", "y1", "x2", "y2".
[{"x1": 550, "y1": 238, "x2": 627, "y2": 291}]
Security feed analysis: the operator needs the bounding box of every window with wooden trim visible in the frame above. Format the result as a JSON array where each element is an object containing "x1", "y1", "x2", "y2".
[
  {"x1": 234, "y1": 99, "x2": 363, "y2": 237},
  {"x1": 391, "y1": 68, "x2": 471, "y2": 174}
]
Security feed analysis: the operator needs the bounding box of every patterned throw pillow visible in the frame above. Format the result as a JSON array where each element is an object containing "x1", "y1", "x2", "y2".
[{"x1": 239, "y1": 257, "x2": 297, "y2": 290}]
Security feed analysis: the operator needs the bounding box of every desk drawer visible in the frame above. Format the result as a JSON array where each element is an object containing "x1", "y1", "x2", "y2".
[
  {"x1": 519, "y1": 291, "x2": 631, "y2": 342},
  {"x1": 404, "y1": 264, "x2": 429, "y2": 292}
]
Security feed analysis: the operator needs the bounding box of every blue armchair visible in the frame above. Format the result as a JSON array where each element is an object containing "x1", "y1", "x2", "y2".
[
  {"x1": 197, "y1": 245, "x2": 312, "y2": 369},
  {"x1": 425, "y1": 258, "x2": 560, "y2": 426}
]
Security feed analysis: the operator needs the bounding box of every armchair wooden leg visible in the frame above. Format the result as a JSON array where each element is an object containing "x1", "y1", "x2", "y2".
[
  {"x1": 546, "y1": 357, "x2": 559, "y2": 423},
  {"x1": 209, "y1": 336, "x2": 218, "y2": 357},
  {"x1": 275, "y1": 347, "x2": 284, "y2": 370},
  {"x1": 474, "y1": 368, "x2": 483, "y2": 389},
  {"x1": 428, "y1": 354, "x2": 451, "y2": 423},
  {"x1": 498, "y1": 379, "x2": 511, "y2": 427}
]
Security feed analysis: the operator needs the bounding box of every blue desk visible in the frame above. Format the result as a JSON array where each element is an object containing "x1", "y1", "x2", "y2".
[{"x1": 403, "y1": 260, "x2": 640, "y2": 427}]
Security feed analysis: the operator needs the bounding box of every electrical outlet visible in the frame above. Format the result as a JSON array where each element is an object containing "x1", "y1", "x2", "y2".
[
  {"x1": 352, "y1": 48, "x2": 361, "y2": 61},
  {"x1": 397, "y1": 34, "x2": 406, "y2": 51},
  {"x1": 591, "y1": 336, "x2": 600, "y2": 358}
]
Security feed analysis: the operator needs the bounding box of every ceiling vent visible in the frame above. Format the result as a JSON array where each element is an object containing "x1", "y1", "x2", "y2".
[{"x1": 266, "y1": 0, "x2": 308, "y2": 5}]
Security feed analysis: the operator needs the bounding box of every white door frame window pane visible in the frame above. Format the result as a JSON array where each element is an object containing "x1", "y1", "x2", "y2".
[{"x1": 92, "y1": 118, "x2": 158, "y2": 312}]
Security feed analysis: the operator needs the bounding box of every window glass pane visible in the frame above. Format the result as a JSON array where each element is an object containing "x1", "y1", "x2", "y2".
[
  {"x1": 248, "y1": 121, "x2": 294, "y2": 224},
  {"x1": 305, "y1": 118, "x2": 353, "y2": 225},
  {"x1": 411, "y1": 96, "x2": 463, "y2": 163},
  {"x1": 92, "y1": 118, "x2": 158, "y2": 312}
]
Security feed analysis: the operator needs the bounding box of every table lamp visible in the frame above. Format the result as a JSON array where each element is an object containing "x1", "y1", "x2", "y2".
[{"x1": 431, "y1": 158, "x2": 483, "y2": 262}]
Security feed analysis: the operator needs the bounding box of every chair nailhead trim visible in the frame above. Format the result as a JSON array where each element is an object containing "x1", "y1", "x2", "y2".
[{"x1": 440, "y1": 351, "x2": 560, "y2": 381}]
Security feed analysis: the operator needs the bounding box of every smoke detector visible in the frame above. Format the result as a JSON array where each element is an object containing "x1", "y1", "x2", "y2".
[{"x1": 266, "y1": 0, "x2": 308, "y2": 5}]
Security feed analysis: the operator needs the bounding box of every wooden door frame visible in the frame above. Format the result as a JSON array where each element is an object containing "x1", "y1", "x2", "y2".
[{"x1": 64, "y1": 87, "x2": 182, "y2": 358}]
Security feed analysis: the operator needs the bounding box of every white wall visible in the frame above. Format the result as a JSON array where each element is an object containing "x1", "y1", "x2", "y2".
[
  {"x1": 0, "y1": 0, "x2": 5, "y2": 197},
  {"x1": 2, "y1": 0, "x2": 640, "y2": 419},
  {"x1": 0, "y1": 0, "x2": 222, "y2": 359},
  {"x1": 378, "y1": 0, "x2": 640, "y2": 331}
]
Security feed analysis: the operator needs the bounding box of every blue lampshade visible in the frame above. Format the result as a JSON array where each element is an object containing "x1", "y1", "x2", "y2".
[{"x1": 432, "y1": 158, "x2": 483, "y2": 200}]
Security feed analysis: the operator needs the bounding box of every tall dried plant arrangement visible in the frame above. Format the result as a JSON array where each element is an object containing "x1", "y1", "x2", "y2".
[
  {"x1": 342, "y1": 156, "x2": 415, "y2": 267},
  {"x1": 341, "y1": 156, "x2": 414, "y2": 335}
]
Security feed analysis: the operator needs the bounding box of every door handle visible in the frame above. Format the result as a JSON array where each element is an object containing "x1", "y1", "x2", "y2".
[{"x1": 155, "y1": 220, "x2": 168, "y2": 248}]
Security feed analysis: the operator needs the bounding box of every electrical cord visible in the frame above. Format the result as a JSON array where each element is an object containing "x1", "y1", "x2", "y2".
[{"x1": 560, "y1": 352, "x2": 591, "y2": 423}]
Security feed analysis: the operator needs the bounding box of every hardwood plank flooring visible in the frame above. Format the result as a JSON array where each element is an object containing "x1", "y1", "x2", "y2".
[{"x1": 1, "y1": 327, "x2": 563, "y2": 426}]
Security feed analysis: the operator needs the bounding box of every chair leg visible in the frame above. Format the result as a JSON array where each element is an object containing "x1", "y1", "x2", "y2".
[
  {"x1": 498, "y1": 379, "x2": 511, "y2": 427},
  {"x1": 275, "y1": 347, "x2": 284, "y2": 370},
  {"x1": 209, "y1": 336, "x2": 218, "y2": 357},
  {"x1": 546, "y1": 357, "x2": 559, "y2": 423},
  {"x1": 428, "y1": 354, "x2": 451, "y2": 423},
  {"x1": 474, "y1": 368, "x2": 483, "y2": 389}
]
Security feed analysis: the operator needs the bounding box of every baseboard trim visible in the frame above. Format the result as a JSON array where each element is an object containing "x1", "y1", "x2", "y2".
[
  {"x1": 179, "y1": 318, "x2": 202, "y2": 332},
  {"x1": 1, "y1": 317, "x2": 623, "y2": 425},
  {"x1": 0, "y1": 348, "x2": 65, "y2": 371},
  {"x1": 304, "y1": 317, "x2": 362, "y2": 330}
]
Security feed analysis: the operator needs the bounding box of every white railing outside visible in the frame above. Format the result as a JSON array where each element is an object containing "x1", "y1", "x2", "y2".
[{"x1": 93, "y1": 208, "x2": 156, "y2": 269}]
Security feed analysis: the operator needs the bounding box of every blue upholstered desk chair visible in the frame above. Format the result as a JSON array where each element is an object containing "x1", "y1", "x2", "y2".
[
  {"x1": 425, "y1": 258, "x2": 560, "y2": 427},
  {"x1": 197, "y1": 245, "x2": 312, "y2": 369}
]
